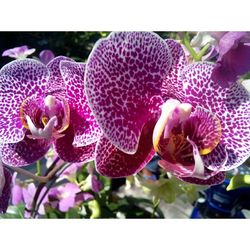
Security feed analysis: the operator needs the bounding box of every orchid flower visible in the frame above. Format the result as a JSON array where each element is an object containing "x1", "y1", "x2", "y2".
[
  {"x1": 2, "y1": 45, "x2": 35, "y2": 59},
  {"x1": 0, "y1": 56, "x2": 102, "y2": 168},
  {"x1": 11, "y1": 172, "x2": 23, "y2": 205},
  {"x1": 39, "y1": 50, "x2": 55, "y2": 65},
  {"x1": 48, "y1": 183, "x2": 93, "y2": 212},
  {"x1": 191, "y1": 32, "x2": 250, "y2": 87},
  {"x1": 11, "y1": 173, "x2": 47, "y2": 217},
  {"x1": 211, "y1": 32, "x2": 250, "y2": 87},
  {"x1": 84, "y1": 32, "x2": 250, "y2": 185}
]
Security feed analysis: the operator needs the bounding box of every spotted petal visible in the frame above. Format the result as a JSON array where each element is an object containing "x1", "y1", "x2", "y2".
[
  {"x1": 1, "y1": 134, "x2": 51, "y2": 167},
  {"x1": 95, "y1": 119, "x2": 156, "y2": 177},
  {"x1": 181, "y1": 62, "x2": 250, "y2": 170},
  {"x1": 54, "y1": 125, "x2": 96, "y2": 163},
  {"x1": 0, "y1": 59, "x2": 49, "y2": 143},
  {"x1": 60, "y1": 61, "x2": 102, "y2": 147},
  {"x1": 46, "y1": 56, "x2": 74, "y2": 96},
  {"x1": 85, "y1": 32, "x2": 172, "y2": 154},
  {"x1": 183, "y1": 107, "x2": 222, "y2": 155},
  {"x1": 162, "y1": 39, "x2": 187, "y2": 101},
  {"x1": 0, "y1": 169, "x2": 12, "y2": 213}
]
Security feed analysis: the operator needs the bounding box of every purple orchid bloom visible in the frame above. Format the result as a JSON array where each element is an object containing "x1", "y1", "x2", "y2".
[
  {"x1": 39, "y1": 50, "x2": 55, "y2": 65},
  {"x1": 209, "y1": 32, "x2": 250, "y2": 87},
  {"x1": 0, "y1": 56, "x2": 102, "y2": 167},
  {"x1": 85, "y1": 32, "x2": 250, "y2": 185},
  {"x1": 11, "y1": 173, "x2": 49, "y2": 217},
  {"x1": 48, "y1": 183, "x2": 93, "y2": 212},
  {"x1": 2, "y1": 45, "x2": 36, "y2": 59},
  {"x1": 11, "y1": 172, "x2": 23, "y2": 205}
]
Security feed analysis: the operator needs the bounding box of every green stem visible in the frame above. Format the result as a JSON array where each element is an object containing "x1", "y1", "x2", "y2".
[
  {"x1": 151, "y1": 198, "x2": 160, "y2": 218},
  {"x1": 196, "y1": 43, "x2": 210, "y2": 61},
  {"x1": 182, "y1": 33, "x2": 199, "y2": 61},
  {"x1": 36, "y1": 160, "x2": 41, "y2": 176}
]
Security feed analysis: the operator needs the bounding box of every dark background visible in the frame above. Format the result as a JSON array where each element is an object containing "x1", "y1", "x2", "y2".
[{"x1": 0, "y1": 32, "x2": 174, "y2": 67}]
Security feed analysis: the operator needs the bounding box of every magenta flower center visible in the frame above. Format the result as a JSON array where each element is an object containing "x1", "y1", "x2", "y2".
[{"x1": 20, "y1": 94, "x2": 70, "y2": 140}]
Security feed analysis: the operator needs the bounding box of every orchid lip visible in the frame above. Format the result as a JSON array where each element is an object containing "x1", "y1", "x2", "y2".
[
  {"x1": 26, "y1": 115, "x2": 59, "y2": 140},
  {"x1": 20, "y1": 94, "x2": 70, "y2": 140}
]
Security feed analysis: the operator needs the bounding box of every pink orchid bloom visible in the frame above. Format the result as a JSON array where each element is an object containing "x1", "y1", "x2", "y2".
[
  {"x1": 2, "y1": 45, "x2": 35, "y2": 59},
  {"x1": 84, "y1": 32, "x2": 250, "y2": 185},
  {"x1": 0, "y1": 56, "x2": 102, "y2": 167}
]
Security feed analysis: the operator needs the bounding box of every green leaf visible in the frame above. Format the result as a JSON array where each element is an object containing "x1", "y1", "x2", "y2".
[
  {"x1": 47, "y1": 212, "x2": 58, "y2": 219},
  {"x1": 88, "y1": 200, "x2": 101, "y2": 219},
  {"x1": 65, "y1": 208, "x2": 81, "y2": 218},
  {"x1": 227, "y1": 175, "x2": 250, "y2": 191},
  {"x1": 0, "y1": 204, "x2": 25, "y2": 219}
]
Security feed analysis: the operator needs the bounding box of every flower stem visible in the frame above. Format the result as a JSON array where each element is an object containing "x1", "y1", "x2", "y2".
[
  {"x1": 151, "y1": 198, "x2": 160, "y2": 218},
  {"x1": 196, "y1": 43, "x2": 210, "y2": 61},
  {"x1": 31, "y1": 163, "x2": 72, "y2": 218},
  {"x1": 36, "y1": 160, "x2": 41, "y2": 176},
  {"x1": 29, "y1": 157, "x2": 60, "y2": 217},
  {"x1": 7, "y1": 163, "x2": 61, "y2": 183},
  {"x1": 6, "y1": 158, "x2": 61, "y2": 183},
  {"x1": 182, "y1": 33, "x2": 199, "y2": 61}
]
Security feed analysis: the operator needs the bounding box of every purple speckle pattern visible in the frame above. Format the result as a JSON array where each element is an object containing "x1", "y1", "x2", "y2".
[
  {"x1": 202, "y1": 143, "x2": 228, "y2": 171},
  {"x1": 1, "y1": 134, "x2": 51, "y2": 167},
  {"x1": 20, "y1": 94, "x2": 45, "y2": 128},
  {"x1": 85, "y1": 32, "x2": 172, "y2": 154},
  {"x1": 0, "y1": 59, "x2": 49, "y2": 143},
  {"x1": 183, "y1": 107, "x2": 222, "y2": 153},
  {"x1": 95, "y1": 119, "x2": 156, "y2": 177},
  {"x1": 54, "y1": 124, "x2": 96, "y2": 163},
  {"x1": 181, "y1": 62, "x2": 250, "y2": 171},
  {"x1": 162, "y1": 39, "x2": 186, "y2": 101},
  {"x1": 0, "y1": 169, "x2": 12, "y2": 213},
  {"x1": 46, "y1": 56, "x2": 74, "y2": 96},
  {"x1": 60, "y1": 61, "x2": 102, "y2": 146}
]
